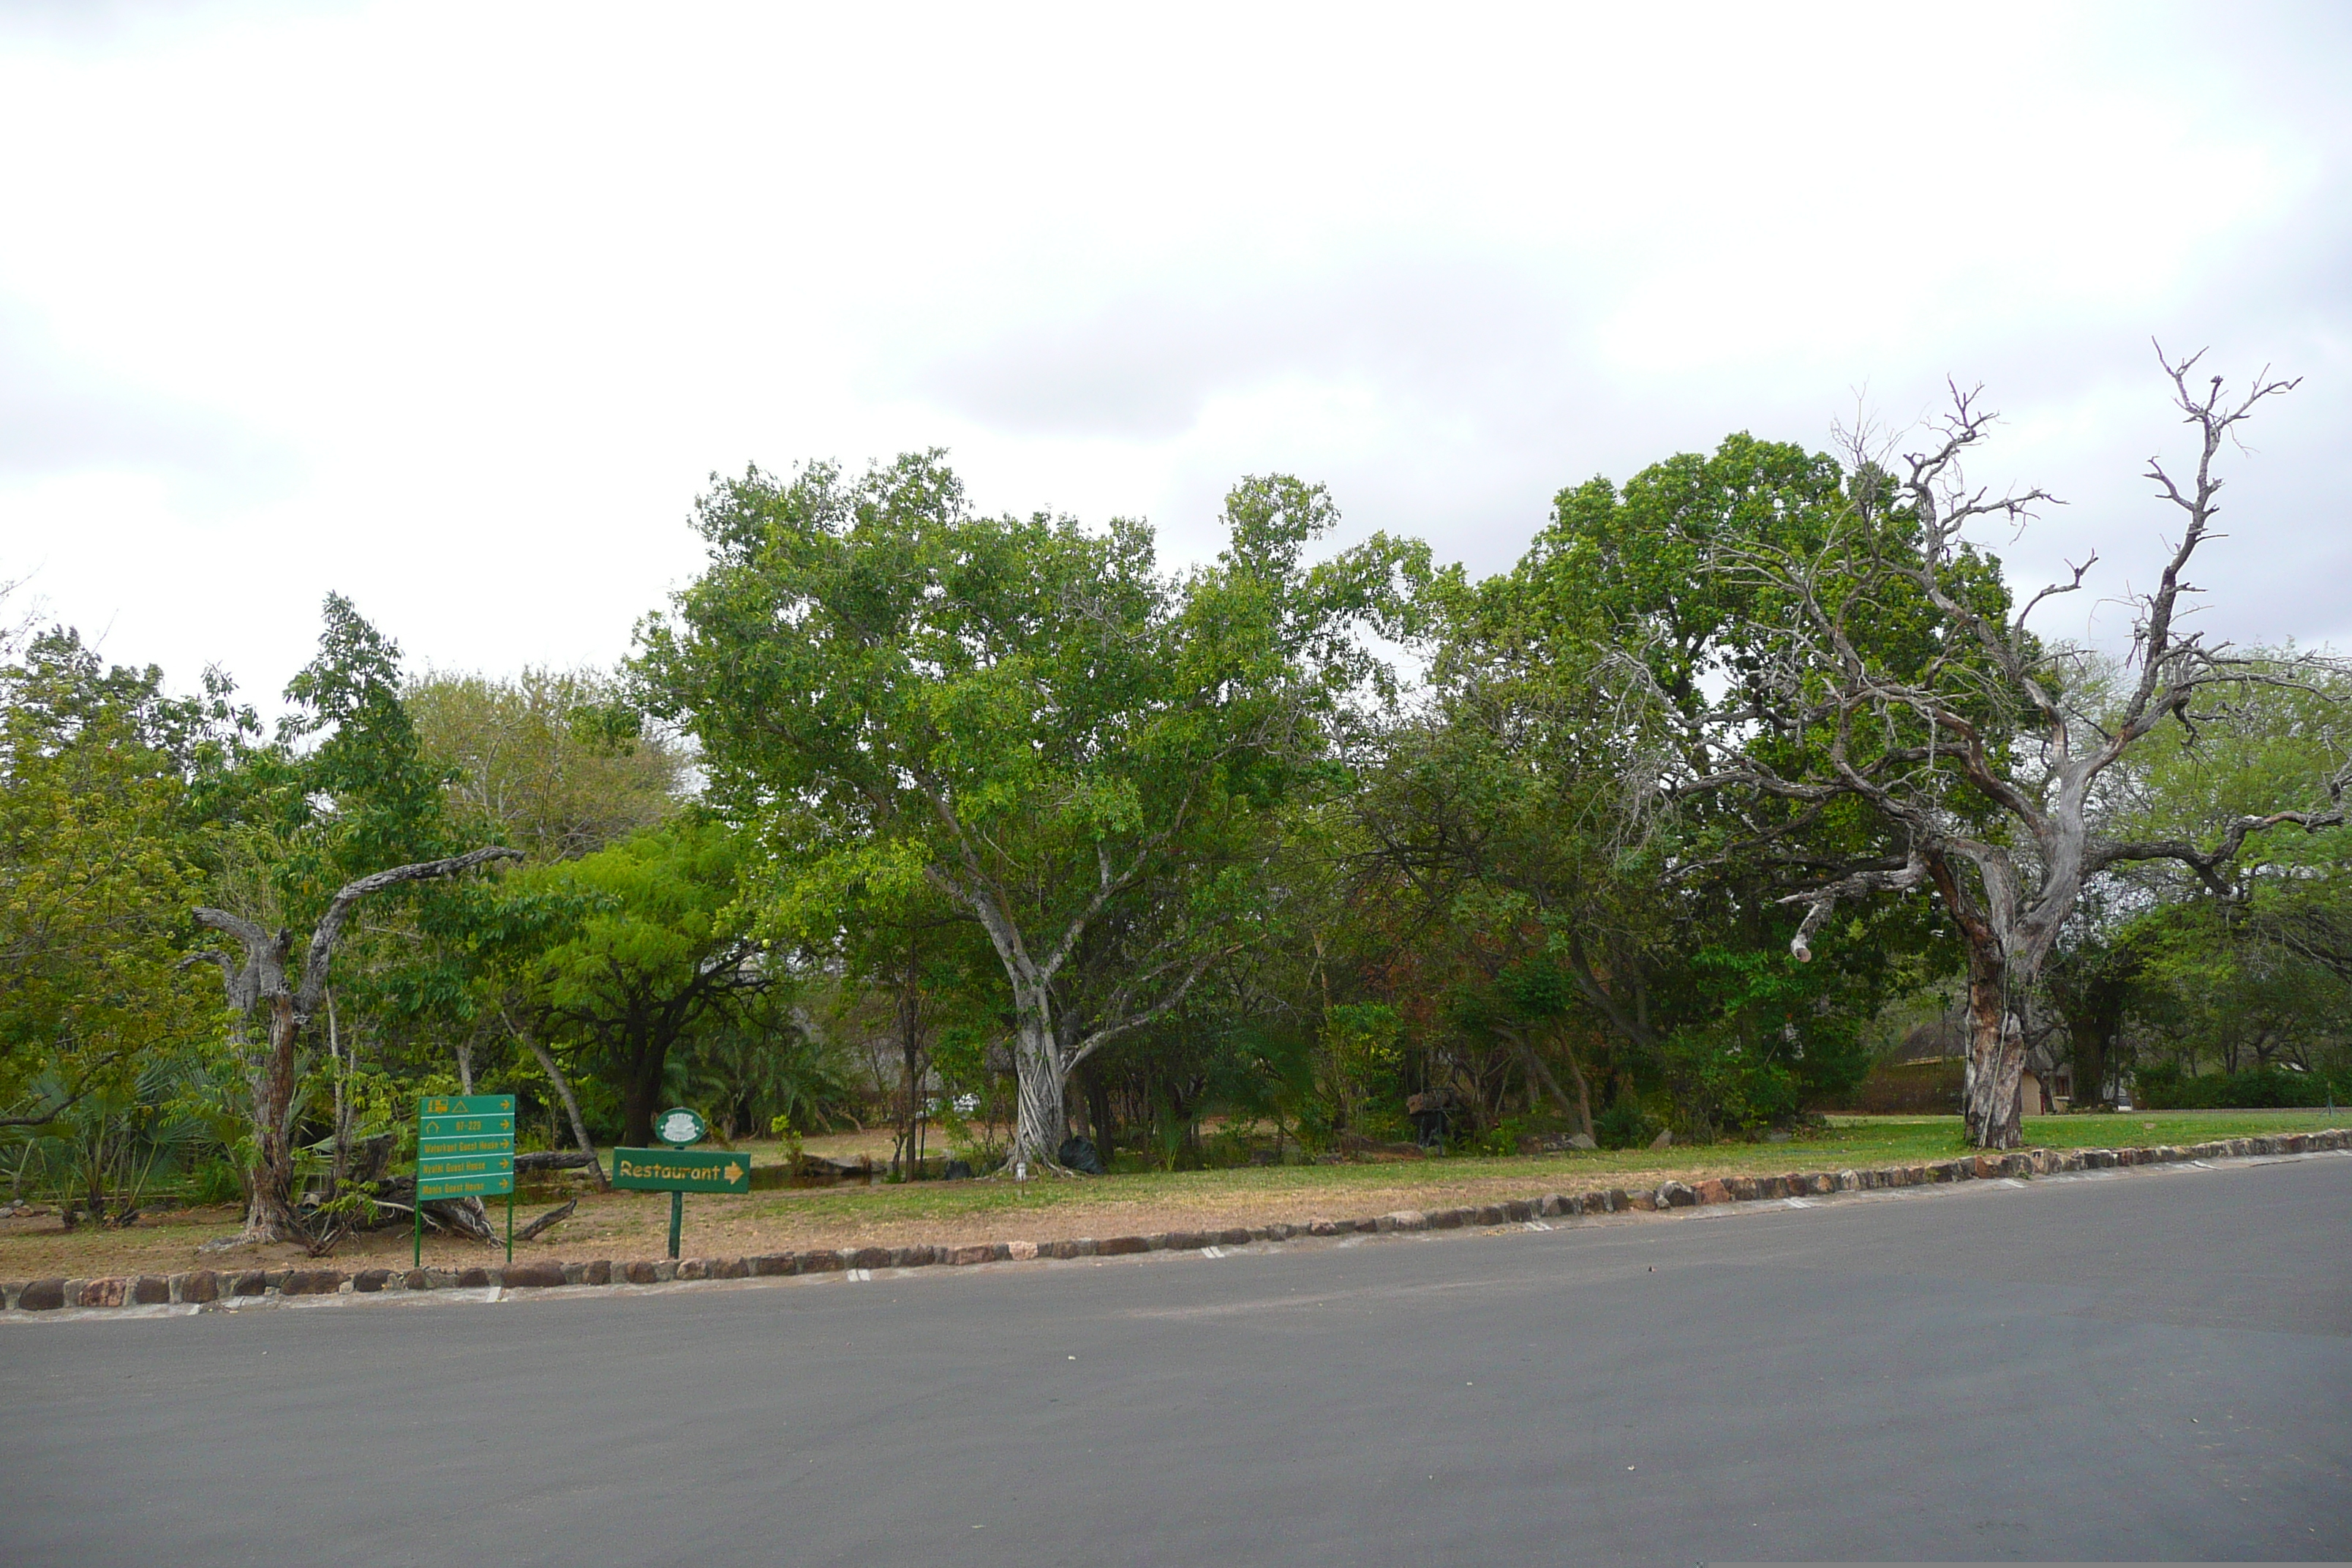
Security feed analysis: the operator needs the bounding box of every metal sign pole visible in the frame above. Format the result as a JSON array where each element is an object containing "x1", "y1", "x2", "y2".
[
  {"x1": 506, "y1": 1188, "x2": 515, "y2": 1266},
  {"x1": 668, "y1": 1191, "x2": 683, "y2": 1259},
  {"x1": 413, "y1": 1186, "x2": 423, "y2": 1269}
]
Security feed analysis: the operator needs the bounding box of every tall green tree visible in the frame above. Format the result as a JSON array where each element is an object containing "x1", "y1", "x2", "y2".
[
  {"x1": 407, "y1": 666, "x2": 684, "y2": 863},
  {"x1": 1648, "y1": 360, "x2": 2344, "y2": 1146},
  {"x1": 184, "y1": 596, "x2": 516, "y2": 1242},
  {"x1": 0, "y1": 630, "x2": 222, "y2": 1126},
  {"x1": 640, "y1": 453, "x2": 1418, "y2": 1169},
  {"x1": 510, "y1": 813, "x2": 765, "y2": 1149}
]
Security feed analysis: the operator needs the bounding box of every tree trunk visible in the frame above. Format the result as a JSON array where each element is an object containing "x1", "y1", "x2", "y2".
[
  {"x1": 2068, "y1": 1014, "x2": 2109, "y2": 1112},
  {"x1": 1559, "y1": 1040, "x2": 1596, "y2": 1144},
  {"x1": 1006, "y1": 1004, "x2": 1068, "y2": 1172},
  {"x1": 326, "y1": 992, "x2": 349, "y2": 1201},
  {"x1": 513, "y1": 1016, "x2": 608, "y2": 1190},
  {"x1": 621, "y1": 1046, "x2": 664, "y2": 1151},
  {"x1": 1961, "y1": 945, "x2": 2027, "y2": 1150},
  {"x1": 1504, "y1": 1026, "x2": 1584, "y2": 1135},
  {"x1": 242, "y1": 995, "x2": 305, "y2": 1244},
  {"x1": 1078, "y1": 1057, "x2": 1115, "y2": 1163}
]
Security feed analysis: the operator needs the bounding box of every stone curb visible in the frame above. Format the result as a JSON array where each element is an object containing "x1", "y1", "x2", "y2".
[{"x1": 6, "y1": 1131, "x2": 2344, "y2": 1316}]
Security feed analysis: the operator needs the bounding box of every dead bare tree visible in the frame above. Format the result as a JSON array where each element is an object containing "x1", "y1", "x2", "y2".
[
  {"x1": 185, "y1": 846, "x2": 520, "y2": 1242},
  {"x1": 1675, "y1": 349, "x2": 2345, "y2": 1147}
]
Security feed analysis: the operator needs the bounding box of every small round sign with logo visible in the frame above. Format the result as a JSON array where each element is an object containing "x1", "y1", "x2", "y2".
[{"x1": 655, "y1": 1107, "x2": 707, "y2": 1147}]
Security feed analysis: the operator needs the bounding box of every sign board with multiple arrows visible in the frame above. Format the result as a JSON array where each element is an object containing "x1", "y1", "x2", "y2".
[{"x1": 416, "y1": 1095, "x2": 515, "y2": 1199}]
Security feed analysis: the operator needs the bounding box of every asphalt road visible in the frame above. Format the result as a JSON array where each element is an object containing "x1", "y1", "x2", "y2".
[{"x1": 5, "y1": 1154, "x2": 2349, "y2": 1567}]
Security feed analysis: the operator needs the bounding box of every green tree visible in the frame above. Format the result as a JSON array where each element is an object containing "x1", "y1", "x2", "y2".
[
  {"x1": 510, "y1": 813, "x2": 766, "y2": 1149},
  {"x1": 640, "y1": 453, "x2": 1417, "y2": 1169},
  {"x1": 1650, "y1": 361, "x2": 2343, "y2": 1147},
  {"x1": 407, "y1": 666, "x2": 684, "y2": 862},
  {"x1": 0, "y1": 630, "x2": 222, "y2": 1127},
  {"x1": 184, "y1": 595, "x2": 516, "y2": 1241}
]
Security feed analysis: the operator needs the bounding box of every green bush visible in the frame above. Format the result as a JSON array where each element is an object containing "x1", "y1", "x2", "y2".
[
  {"x1": 2133, "y1": 1064, "x2": 2348, "y2": 1110},
  {"x1": 1594, "y1": 1101, "x2": 1660, "y2": 1150},
  {"x1": 187, "y1": 1156, "x2": 245, "y2": 1207}
]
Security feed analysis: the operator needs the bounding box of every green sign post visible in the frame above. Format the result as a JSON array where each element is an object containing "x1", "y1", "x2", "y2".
[
  {"x1": 611, "y1": 1107, "x2": 743, "y2": 1258},
  {"x1": 414, "y1": 1093, "x2": 516, "y2": 1268}
]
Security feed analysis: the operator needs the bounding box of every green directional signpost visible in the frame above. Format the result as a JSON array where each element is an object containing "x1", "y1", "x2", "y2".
[
  {"x1": 611, "y1": 1107, "x2": 750, "y2": 1258},
  {"x1": 415, "y1": 1093, "x2": 516, "y2": 1267}
]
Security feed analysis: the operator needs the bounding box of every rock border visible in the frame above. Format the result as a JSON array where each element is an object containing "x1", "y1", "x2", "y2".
[{"x1": 4, "y1": 1131, "x2": 2342, "y2": 1316}]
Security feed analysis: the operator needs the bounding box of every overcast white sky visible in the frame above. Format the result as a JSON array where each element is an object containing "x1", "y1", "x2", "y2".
[{"x1": 3, "y1": 1, "x2": 2348, "y2": 703}]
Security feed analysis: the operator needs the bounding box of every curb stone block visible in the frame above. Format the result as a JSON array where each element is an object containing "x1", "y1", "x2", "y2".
[
  {"x1": 1142, "y1": 1232, "x2": 1179, "y2": 1251},
  {"x1": 946, "y1": 1244, "x2": 994, "y2": 1266},
  {"x1": 651, "y1": 1261, "x2": 677, "y2": 1283},
  {"x1": 1809, "y1": 1174, "x2": 1837, "y2": 1196},
  {"x1": 282, "y1": 1270, "x2": 344, "y2": 1297},
  {"x1": 1006, "y1": 1240, "x2": 1041, "y2": 1261},
  {"x1": 1425, "y1": 1210, "x2": 1466, "y2": 1230},
  {"x1": 1041, "y1": 1240, "x2": 1082, "y2": 1259},
  {"x1": 799, "y1": 1249, "x2": 845, "y2": 1273},
  {"x1": 0, "y1": 1280, "x2": 20, "y2": 1309},
  {"x1": 584, "y1": 1259, "x2": 614, "y2": 1284},
  {"x1": 1599, "y1": 1190, "x2": 1630, "y2": 1213},
  {"x1": 1098, "y1": 1236, "x2": 1150, "y2": 1256},
  {"x1": 1307, "y1": 1218, "x2": 1343, "y2": 1235},
  {"x1": 1537, "y1": 1195, "x2": 1571, "y2": 1218},
  {"x1": 715, "y1": 1257, "x2": 750, "y2": 1279},
  {"x1": 1625, "y1": 1190, "x2": 1658, "y2": 1212},
  {"x1": 747, "y1": 1255, "x2": 793, "y2": 1278},
  {"x1": 1216, "y1": 1227, "x2": 1254, "y2": 1246},
  {"x1": 1836, "y1": 1170, "x2": 1861, "y2": 1192},
  {"x1": 353, "y1": 1268, "x2": 391, "y2": 1293},
  {"x1": 676, "y1": 1259, "x2": 710, "y2": 1280},
  {"x1": 232, "y1": 1270, "x2": 268, "y2": 1297},
  {"x1": 456, "y1": 1267, "x2": 492, "y2": 1289},
  {"x1": 79, "y1": 1277, "x2": 127, "y2": 1308},
  {"x1": 1471, "y1": 1205, "x2": 1508, "y2": 1226},
  {"x1": 63, "y1": 1277, "x2": 87, "y2": 1307},
  {"x1": 1695, "y1": 1179, "x2": 1732, "y2": 1205},
  {"x1": 623, "y1": 1261, "x2": 660, "y2": 1284},
  {"x1": 132, "y1": 1275, "x2": 170, "y2": 1305},
  {"x1": 21, "y1": 1278, "x2": 66, "y2": 1311},
  {"x1": 892, "y1": 1245, "x2": 936, "y2": 1268},
  {"x1": 1659, "y1": 1183, "x2": 1697, "y2": 1208},
  {"x1": 400, "y1": 1268, "x2": 430, "y2": 1291},
  {"x1": 501, "y1": 1262, "x2": 566, "y2": 1289},
  {"x1": 559, "y1": 1262, "x2": 587, "y2": 1285},
  {"x1": 1503, "y1": 1200, "x2": 1533, "y2": 1223},
  {"x1": 262, "y1": 1269, "x2": 290, "y2": 1290},
  {"x1": 849, "y1": 1247, "x2": 892, "y2": 1270},
  {"x1": 1377, "y1": 1210, "x2": 1428, "y2": 1232}
]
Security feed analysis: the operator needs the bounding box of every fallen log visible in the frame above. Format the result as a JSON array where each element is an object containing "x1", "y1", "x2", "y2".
[
  {"x1": 517, "y1": 1198, "x2": 576, "y2": 1242},
  {"x1": 515, "y1": 1151, "x2": 601, "y2": 1174}
]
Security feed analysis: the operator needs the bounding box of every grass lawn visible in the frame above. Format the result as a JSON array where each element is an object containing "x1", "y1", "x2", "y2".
[{"x1": 3, "y1": 1108, "x2": 2338, "y2": 1281}]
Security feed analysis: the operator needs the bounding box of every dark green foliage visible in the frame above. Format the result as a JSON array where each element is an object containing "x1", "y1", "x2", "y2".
[{"x1": 2133, "y1": 1063, "x2": 2348, "y2": 1109}]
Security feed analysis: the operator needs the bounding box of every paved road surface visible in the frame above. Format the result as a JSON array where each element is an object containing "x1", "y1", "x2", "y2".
[{"x1": 6, "y1": 1153, "x2": 2349, "y2": 1565}]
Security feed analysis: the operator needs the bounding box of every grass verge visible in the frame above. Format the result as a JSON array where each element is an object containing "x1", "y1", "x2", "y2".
[{"x1": 2, "y1": 1109, "x2": 2337, "y2": 1279}]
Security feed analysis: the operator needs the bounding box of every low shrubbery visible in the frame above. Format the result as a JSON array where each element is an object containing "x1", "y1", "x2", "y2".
[{"x1": 2133, "y1": 1063, "x2": 2349, "y2": 1110}]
